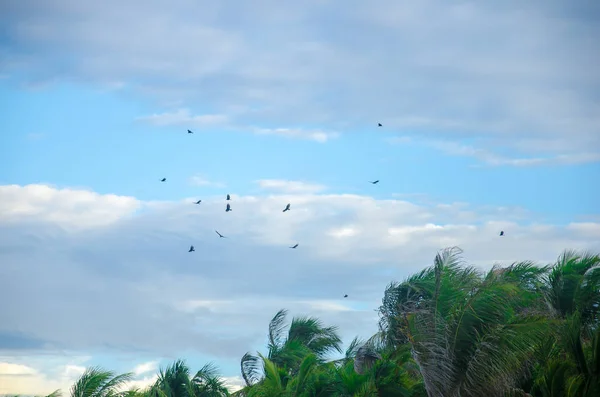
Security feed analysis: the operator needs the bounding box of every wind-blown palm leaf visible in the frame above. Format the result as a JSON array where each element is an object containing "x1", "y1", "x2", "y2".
[
  {"x1": 240, "y1": 352, "x2": 262, "y2": 387},
  {"x1": 191, "y1": 362, "x2": 230, "y2": 396},
  {"x1": 289, "y1": 354, "x2": 318, "y2": 395},
  {"x1": 546, "y1": 250, "x2": 600, "y2": 324},
  {"x1": 353, "y1": 333, "x2": 388, "y2": 375},
  {"x1": 354, "y1": 344, "x2": 382, "y2": 375},
  {"x1": 268, "y1": 309, "x2": 289, "y2": 353},
  {"x1": 455, "y1": 316, "x2": 549, "y2": 396},
  {"x1": 70, "y1": 367, "x2": 133, "y2": 397},
  {"x1": 257, "y1": 353, "x2": 284, "y2": 394},
  {"x1": 344, "y1": 336, "x2": 365, "y2": 360},
  {"x1": 399, "y1": 247, "x2": 553, "y2": 396},
  {"x1": 152, "y1": 359, "x2": 193, "y2": 397},
  {"x1": 286, "y1": 316, "x2": 343, "y2": 359}
]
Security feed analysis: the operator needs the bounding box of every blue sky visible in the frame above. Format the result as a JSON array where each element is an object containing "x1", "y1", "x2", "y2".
[
  {"x1": 0, "y1": 0, "x2": 599, "y2": 394},
  {"x1": 2, "y1": 81, "x2": 598, "y2": 222}
]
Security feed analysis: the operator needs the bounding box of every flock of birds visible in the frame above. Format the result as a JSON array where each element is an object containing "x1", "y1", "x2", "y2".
[{"x1": 161, "y1": 125, "x2": 506, "y2": 297}]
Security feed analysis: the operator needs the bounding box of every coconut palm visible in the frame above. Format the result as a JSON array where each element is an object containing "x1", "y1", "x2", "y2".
[
  {"x1": 240, "y1": 309, "x2": 342, "y2": 388},
  {"x1": 545, "y1": 250, "x2": 600, "y2": 328},
  {"x1": 69, "y1": 367, "x2": 133, "y2": 397},
  {"x1": 525, "y1": 250, "x2": 600, "y2": 396},
  {"x1": 146, "y1": 359, "x2": 229, "y2": 397},
  {"x1": 379, "y1": 247, "x2": 551, "y2": 397}
]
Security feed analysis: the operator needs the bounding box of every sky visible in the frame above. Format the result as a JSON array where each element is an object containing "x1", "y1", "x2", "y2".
[{"x1": 0, "y1": 0, "x2": 599, "y2": 394}]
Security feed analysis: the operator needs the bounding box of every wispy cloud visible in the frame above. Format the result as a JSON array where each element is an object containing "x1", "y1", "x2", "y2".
[
  {"x1": 2, "y1": 0, "x2": 598, "y2": 158},
  {"x1": 385, "y1": 136, "x2": 412, "y2": 145},
  {"x1": 137, "y1": 108, "x2": 229, "y2": 128},
  {"x1": 252, "y1": 127, "x2": 339, "y2": 143},
  {"x1": 256, "y1": 179, "x2": 327, "y2": 194},
  {"x1": 429, "y1": 140, "x2": 600, "y2": 167},
  {"x1": 188, "y1": 175, "x2": 226, "y2": 188},
  {"x1": 388, "y1": 137, "x2": 600, "y2": 167},
  {"x1": 136, "y1": 110, "x2": 338, "y2": 143}
]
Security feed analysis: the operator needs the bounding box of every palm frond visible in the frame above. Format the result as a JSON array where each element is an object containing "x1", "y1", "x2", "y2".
[
  {"x1": 240, "y1": 352, "x2": 262, "y2": 387},
  {"x1": 268, "y1": 309, "x2": 288, "y2": 353},
  {"x1": 70, "y1": 366, "x2": 132, "y2": 397}
]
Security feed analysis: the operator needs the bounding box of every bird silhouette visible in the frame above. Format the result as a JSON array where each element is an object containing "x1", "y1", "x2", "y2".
[
  {"x1": 378, "y1": 123, "x2": 382, "y2": 127},
  {"x1": 290, "y1": 243, "x2": 299, "y2": 249},
  {"x1": 500, "y1": 231, "x2": 505, "y2": 236},
  {"x1": 187, "y1": 129, "x2": 193, "y2": 134},
  {"x1": 226, "y1": 203, "x2": 232, "y2": 212},
  {"x1": 188, "y1": 245, "x2": 195, "y2": 252},
  {"x1": 195, "y1": 200, "x2": 202, "y2": 204},
  {"x1": 226, "y1": 194, "x2": 231, "y2": 200},
  {"x1": 215, "y1": 230, "x2": 226, "y2": 238},
  {"x1": 283, "y1": 203, "x2": 291, "y2": 212},
  {"x1": 344, "y1": 294, "x2": 348, "y2": 298},
  {"x1": 370, "y1": 180, "x2": 379, "y2": 184},
  {"x1": 160, "y1": 178, "x2": 166, "y2": 182}
]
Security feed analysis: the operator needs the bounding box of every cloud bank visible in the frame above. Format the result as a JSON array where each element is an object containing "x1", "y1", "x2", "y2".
[
  {"x1": 1, "y1": 183, "x2": 599, "y2": 393},
  {"x1": 1, "y1": 0, "x2": 598, "y2": 161}
]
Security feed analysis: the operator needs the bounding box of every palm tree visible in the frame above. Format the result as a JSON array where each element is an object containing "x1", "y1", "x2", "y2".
[
  {"x1": 240, "y1": 309, "x2": 342, "y2": 388},
  {"x1": 545, "y1": 250, "x2": 600, "y2": 328},
  {"x1": 527, "y1": 250, "x2": 600, "y2": 396},
  {"x1": 147, "y1": 359, "x2": 229, "y2": 397},
  {"x1": 379, "y1": 247, "x2": 551, "y2": 397},
  {"x1": 337, "y1": 333, "x2": 426, "y2": 397},
  {"x1": 69, "y1": 367, "x2": 133, "y2": 397}
]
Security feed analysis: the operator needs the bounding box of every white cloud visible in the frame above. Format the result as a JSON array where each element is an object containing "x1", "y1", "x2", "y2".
[
  {"x1": 222, "y1": 376, "x2": 245, "y2": 392},
  {"x1": 0, "y1": 356, "x2": 160, "y2": 395},
  {"x1": 121, "y1": 374, "x2": 159, "y2": 392},
  {"x1": 6, "y1": 1, "x2": 597, "y2": 160},
  {"x1": 256, "y1": 179, "x2": 327, "y2": 194},
  {"x1": 0, "y1": 356, "x2": 91, "y2": 395},
  {"x1": 0, "y1": 183, "x2": 599, "y2": 395},
  {"x1": 0, "y1": 362, "x2": 37, "y2": 376},
  {"x1": 137, "y1": 108, "x2": 229, "y2": 128},
  {"x1": 566, "y1": 222, "x2": 600, "y2": 239},
  {"x1": 0, "y1": 184, "x2": 141, "y2": 229},
  {"x1": 133, "y1": 360, "x2": 159, "y2": 376},
  {"x1": 189, "y1": 175, "x2": 226, "y2": 188},
  {"x1": 252, "y1": 127, "x2": 339, "y2": 143},
  {"x1": 297, "y1": 300, "x2": 354, "y2": 312},
  {"x1": 328, "y1": 226, "x2": 360, "y2": 239}
]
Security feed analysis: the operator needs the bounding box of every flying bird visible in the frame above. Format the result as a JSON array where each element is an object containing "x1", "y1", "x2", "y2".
[
  {"x1": 215, "y1": 230, "x2": 226, "y2": 238},
  {"x1": 378, "y1": 123, "x2": 382, "y2": 127},
  {"x1": 283, "y1": 203, "x2": 291, "y2": 212},
  {"x1": 188, "y1": 245, "x2": 195, "y2": 252},
  {"x1": 344, "y1": 294, "x2": 348, "y2": 298},
  {"x1": 499, "y1": 231, "x2": 504, "y2": 236},
  {"x1": 289, "y1": 243, "x2": 299, "y2": 249},
  {"x1": 160, "y1": 178, "x2": 167, "y2": 182},
  {"x1": 195, "y1": 200, "x2": 202, "y2": 204},
  {"x1": 187, "y1": 129, "x2": 193, "y2": 134},
  {"x1": 226, "y1": 194, "x2": 231, "y2": 200},
  {"x1": 370, "y1": 180, "x2": 379, "y2": 184},
  {"x1": 226, "y1": 203, "x2": 232, "y2": 212}
]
